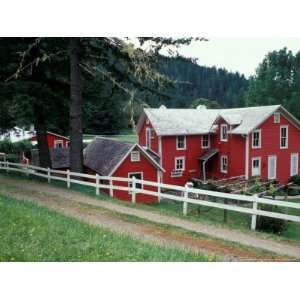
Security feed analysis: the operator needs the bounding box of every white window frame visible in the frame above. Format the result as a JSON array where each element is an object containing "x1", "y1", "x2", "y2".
[
  {"x1": 146, "y1": 128, "x2": 152, "y2": 149},
  {"x1": 130, "y1": 151, "x2": 140, "y2": 162},
  {"x1": 274, "y1": 112, "x2": 281, "y2": 123},
  {"x1": 280, "y1": 125, "x2": 289, "y2": 149},
  {"x1": 268, "y1": 155, "x2": 277, "y2": 180},
  {"x1": 251, "y1": 157, "x2": 261, "y2": 177},
  {"x1": 175, "y1": 156, "x2": 185, "y2": 171},
  {"x1": 220, "y1": 124, "x2": 228, "y2": 142},
  {"x1": 252, "y1": 129, "x2": 261, "y2": 149},
  {"x1": 54, "y1": 140, "x2": 64, "y2": 149},
  {"x1": 128, "y1": 172, "x2": 143, "y2": 191},
  {"x1": 201, "y1": 135, "x2": 210, "y2": 149},
  {"x1": 290, "y1": 153, "x2": 299, "y2": 177},
  {"x1": 220, "y1": 155, "x2": 228, "y2": 174},
  {"x1": 176, "y1": 136, "x2": 186, "y2": 150}
]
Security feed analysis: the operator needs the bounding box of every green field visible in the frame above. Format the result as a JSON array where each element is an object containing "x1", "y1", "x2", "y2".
[
  {"x1": 0, "y1": 194, "x2": 212, "y2": 262},
  {"x1": 83, "y1": 133, "x2": 137, "y2": 144}
]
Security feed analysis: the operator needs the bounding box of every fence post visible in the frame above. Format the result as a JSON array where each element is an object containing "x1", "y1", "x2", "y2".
[
  {"x1": 6, "y1": 161, "x2": 9, "y2": 173},
  {"x1": 109, "y1": 179, "x2": 113, "y2": 197},
  {"x1": 183, "y1": 182, "x2": 193, "y2": 216},
  {"x1": 67, "y1": 169, "x2": 70, "y2": 188},
  {"x1": 96, "y1": 173, "x2": 100, "y2": 196},
  {"x1": 26, "y1": 165, "x2": 29, "y2": 177},
  {"x1": 157, "y1": 183, "x2": 161, "y2": 203},
  {"x1": 47, "y1": 167, "x2": 51, "y2": 184},
  {"x1": 131, "y1": 176, "x2": 136, "y2": 204},
  {"x1": 251, "y1": 194, "x2": 259, "y2": 231}
]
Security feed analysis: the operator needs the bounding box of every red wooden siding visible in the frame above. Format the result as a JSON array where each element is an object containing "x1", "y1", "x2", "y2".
[
  {"x1": 138, "y1": 119, "x2": 159, "y2": 154},
  {"x1": 32, "y1": 133, "x2": 69, "y2": 149},
  {"x1": 248, "y1": 113, "x2": 300, "y2": 183}
]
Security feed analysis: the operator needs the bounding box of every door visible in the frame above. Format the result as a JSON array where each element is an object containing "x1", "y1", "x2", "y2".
[
  {"x1": 290, "y1": 153, "x2": 299, "y2": 177},
  {"x1": 268, "y1": 155, "x2": 277, "y2": 180},
  {"x1": 252, "y1": 157, "x2": 261, "y2": 177}
]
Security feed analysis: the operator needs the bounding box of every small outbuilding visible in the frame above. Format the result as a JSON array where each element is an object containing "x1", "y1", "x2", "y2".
[
  {"x1": 84, "y1": 137, "x2": 164, "y2": 203},
  {"x1": 31, "y1": 132, "x2": 70, "y2": 149}
]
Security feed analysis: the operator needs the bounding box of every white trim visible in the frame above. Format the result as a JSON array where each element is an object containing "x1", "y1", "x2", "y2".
[
  {"x1": 290, "y1": 153, "x2": 299, "y2": 177},
  {"x1": 201, "y1": 134, "x2": 210, "y2": 149},
  {"x1": 54, "y1": 140, "x2": 64, "y2": 149},
  {"x1": 220, "y1": 155, "x2": 228, "y2": 174},
  {"x1": 274, "y1": 112, "x2": 281, "y2": 123},
  {"x1": 252, "y1": 129, "x2": 261, "y2": 149},
  {"x1": 245, "y1": 135, "x2": 249, "y2": 180},
  {"x1": 176, "y1": 135, "x2": 186, "y2": 150},
  {"x1": 268, "y1": 155, "x2": 277, "y2": 180},
  {"x1": 130, "y1": 151, "x2": 140, "y2": 162},
  {"x1": 251, "y1": 157, "x2": 261, "y2": 177},
  {"x1": 47, "y1": 131, "x2": 70, "y2": 140},
  {"x1": 220, "y1": 124, "x2": 228, "y2": 142},
  {"x1": 174, "y1": 156, "x2": 185, "y2": 171},
  {"x1": 280, "y1": 125, "x2": 289, "y2": 149},
  {"x1": 128, "y1": 172, "x2": 143, "y2": 192}
]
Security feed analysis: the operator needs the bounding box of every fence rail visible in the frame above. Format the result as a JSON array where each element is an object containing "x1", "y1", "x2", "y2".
[{"x1": 1, "y1": 161, "x2": 300, "y2": 231}]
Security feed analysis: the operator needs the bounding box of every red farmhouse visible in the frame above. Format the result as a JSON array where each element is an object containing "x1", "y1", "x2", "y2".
[
  {"x1": 137, "y1": 105, "x2": 300, "y2": 185},
  {"x1": 31, "y1": 131, "x2": 70, "y2": 149},
  {"x1": 83, "y1": 137, "x2": 164, "y2": 203}
]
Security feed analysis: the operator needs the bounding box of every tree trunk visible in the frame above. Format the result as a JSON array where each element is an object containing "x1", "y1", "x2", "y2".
[{"x1": 69, "y1": 37, "x2": 83, "y2": 173}]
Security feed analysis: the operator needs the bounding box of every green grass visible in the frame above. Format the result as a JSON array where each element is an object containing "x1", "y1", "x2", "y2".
[
  {"x1": 82, "y1": 132, "x2": 137, "y2": 144},
  {"x1": 2, "y1": 170, "x2": 300, "y2": 245},
  {"x1": 0, "y1": 193, "x2": 213, "y2": 262}
]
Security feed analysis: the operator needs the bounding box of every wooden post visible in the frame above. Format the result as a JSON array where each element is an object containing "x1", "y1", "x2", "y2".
[
  {"x1": 26, "y1": 166, "x2": 29, "y2": 177},
  {"x1": 131, "y1": 176, "x2": 136, "y2": 204},
  {"x1": 251, "y1": 194, "x2": 258, "y2": 231},
  {"x1": 6, "y1": 161, "x2": 9, "y2": 173},
  {"x1": 96, "y1": 173, "x2": 100, "y2": 196},
  {"x1": 67, "y1": 169, "x2": 70, "y2": 188},
  {"x1": 109, "y1": 179, "x2": 113, "y2": 197},
  {"x1": 47, "y1": 167, "x2": 51, "y2": 183},
  {"x1": 157, "y1": 183, "x2": 161, "y2": 203}
]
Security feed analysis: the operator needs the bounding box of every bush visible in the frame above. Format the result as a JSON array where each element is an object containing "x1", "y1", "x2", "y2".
[
  {"x1": 256, "y1": 205, "x2": 287, "y2": 234},
  {"x1": 289, "y1": 175, "x2": 300, "y2": 185},
  {"x1": 0, "y1": 140, "x2": 32, "y2": 160}
]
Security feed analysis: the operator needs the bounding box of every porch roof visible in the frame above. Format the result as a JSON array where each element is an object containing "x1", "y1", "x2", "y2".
[{"x1": 198, "y1": 148, "x2": 219, "y2": 162}]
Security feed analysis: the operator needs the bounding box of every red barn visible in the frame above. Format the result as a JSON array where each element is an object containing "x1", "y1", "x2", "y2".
[
  {"x1": 83, "y1": 137, "x2": 164, "y2": 203},
  {"x1": 31, "y1": 132, "x2": 70, "y2": 149},
  {"x1": 137, "y1": 105, "x2": 300, "y2": 185}
]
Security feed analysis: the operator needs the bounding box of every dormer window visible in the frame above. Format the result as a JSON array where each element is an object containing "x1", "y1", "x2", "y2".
[
  {"x1": 176, "y1": 136, "x2": 186, "y2": 150},
  {"x1": 274, "y1": 112, "x2": 280, "y2": 124},
  {"x1": 220, "y1": 124, "x2": 228, "y2": 142}
]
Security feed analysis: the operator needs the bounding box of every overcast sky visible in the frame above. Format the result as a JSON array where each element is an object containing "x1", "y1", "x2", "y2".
[{"x1": 147, "y1": 38, "x2": 300, "y2": 78}]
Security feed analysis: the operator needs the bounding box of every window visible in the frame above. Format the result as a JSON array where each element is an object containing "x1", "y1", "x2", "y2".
[
  {"x1": 54, "y1": 140, "x2": 64, "y2": 149},
  {"x1": 128, "y1": 172, "x2": 143, "y2": 190},
  {"x1": 274, "y1": 112, "x2": 280, "y2": 123},
  {"x1": 220, "y1": 124, "x2": 228, "y2": 141},
  {"x1": 220, "y1": 155, "x2": 228, "y2": 173},
  {"x1": 252, "y1": 157, "x2": 261, "y2": 177},
  {"x1": 252, "y1": 130, "x2": 261, "y2": 148},
  {"x1": 290, "y1": 153, "x2": 299, "y2": 176},
  {"x1": 66, "y1": 141, "x2": 70, "y2": 148},
  {"x1": 176, "y1": 136, "x2": 186, "y2": 150},
  {"x1": 280, "y1": 126, "x2": 288, "y2": 149},
  {"x1": 131, "y1": 151, "x2": 140, "y2": 162},
  {"x1": 202, "y1": 135, "x2": 210, "y2": 149},
  {"x1": 146, "y1": 128, "x2": 153, "y2": 149},
  {"x1": 175, "y1": 157, "x2": 185, "y2": 171}
]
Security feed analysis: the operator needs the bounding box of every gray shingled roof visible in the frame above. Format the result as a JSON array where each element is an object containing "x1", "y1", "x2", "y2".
[
  {"x1": 139, "y1": 105, "x2": 300, "y2": 136},
  {"x1": 83, "y1": 138, "x2": 132, "y2": 176},
  {"x1": 31, "y1": 148, "x2": 70, "y2": 169}
]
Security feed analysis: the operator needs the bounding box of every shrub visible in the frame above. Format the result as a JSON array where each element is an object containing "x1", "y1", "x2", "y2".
[
  {"x1": 0, "y1": 140, "x2": 32, "y2": 160},
  {"x1": 289, "y1": 175, "x2": 300, "y2": 185},
  {"x1": 256, "y1": 205, "x2": 287, "y2": 234}
]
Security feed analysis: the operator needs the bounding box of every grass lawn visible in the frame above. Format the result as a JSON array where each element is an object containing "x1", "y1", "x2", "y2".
[
  {"x1": 83, "y1": 132, "x2": 137, "y2": 144},
  {"x1": 0, "y1": 194, "x2": 212, "y2": 262}
]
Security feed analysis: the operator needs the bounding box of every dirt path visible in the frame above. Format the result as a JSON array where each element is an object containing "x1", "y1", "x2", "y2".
[{"x1": 0, "y1": 175, "x2": 299, "y2": 261}]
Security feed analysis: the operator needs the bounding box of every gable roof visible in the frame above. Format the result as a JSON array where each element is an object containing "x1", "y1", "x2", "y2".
[
  {"x1": 137, "y1": 105, "x2": 300, "y2": 136},
  {"x1": 83, "y1": 137, "x2": 164, "y2": 176},
  {"x1": 32, "y1": 131, "x2": 70, "y2": 141},
  {"x1": 138, "y1": 107, "x2": 219, "y2": 136}
]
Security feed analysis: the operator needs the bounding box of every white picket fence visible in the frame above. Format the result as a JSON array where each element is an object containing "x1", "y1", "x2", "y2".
[{"x1": 1, "y1": 161, "x2": 300, "y2": 231}]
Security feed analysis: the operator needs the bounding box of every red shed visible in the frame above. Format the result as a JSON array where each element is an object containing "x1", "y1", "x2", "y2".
[
  {"x1": 84, "y1": 137, "x2": 164, "y2": 203},
  {"x1": 31, "y1": 131, "x2": 70, "y2": 149}
]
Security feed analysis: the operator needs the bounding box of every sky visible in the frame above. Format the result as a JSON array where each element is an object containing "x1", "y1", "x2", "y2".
[{"x1": 138, "y1": 38, "x2": 300, "y2": 78}]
